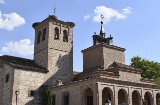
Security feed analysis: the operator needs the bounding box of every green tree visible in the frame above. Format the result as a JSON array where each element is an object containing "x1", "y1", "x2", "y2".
[
  {"x1": 40, "y1": 87, "x2": 52, "y2": 105},
  {"x1": 157, "y1": 98, "x2": 160, "y2": 105},
  {"x1": 142, "y1": 98, "x2": 148, "y2": 105},
  {"x1": 130, "y1": 56, "x2": 160, "y2": 85}
]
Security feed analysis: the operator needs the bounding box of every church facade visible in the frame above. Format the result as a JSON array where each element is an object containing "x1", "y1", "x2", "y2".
[{"x1": 0, "y1": 14, "x2": 160, "y2": 105}]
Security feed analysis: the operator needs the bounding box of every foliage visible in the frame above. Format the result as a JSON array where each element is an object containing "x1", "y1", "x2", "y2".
[
  {"x1": 157, "y1": 98, "x2": 160, "y2": 105},
  {"x1": 40, "y1": 87, "x2": 52, "y2": 105},
  {"x1": 130, "y1": 56, "x2": 160, "y2": 85},
  {"x1": 142, "y1": 98, "x2": 148, "y2": 105}
]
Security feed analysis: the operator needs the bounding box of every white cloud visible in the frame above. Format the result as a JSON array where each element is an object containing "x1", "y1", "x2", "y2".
[
  {"x1": 84, "y1": 15, "x2": 91, "y2": 20},
  {"x1": 84, "y1": 6, "x2": 133, "y2": 24},
  {"x1": 122, "y1": 7, "x2": 133, "y2": 14},
  {"x1": 0, "y1": 0, "x2": 5, "y2": 4},
  {"x1": 2, "y1": 39, "x2": 34, "y2": 56},
  {"x1": 0, "y1": 11, "x2": 25, "y2": 30}
]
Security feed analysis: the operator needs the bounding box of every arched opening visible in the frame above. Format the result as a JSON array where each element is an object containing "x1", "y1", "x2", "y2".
[
  {"x1": 37, "y1": 31, "x2": 41, "y2": 44},
  {"x1": 156, "y1": 93, "x2": 160, "y2": 105},
  {"x1": 84, "y1": 88, "x2": 93, "y2": 105},
  {"x1": 132, "y1": 90, "x2": 140, "y2": 105},
  {"x1": 54, "y1": 27, "x2": 59, "y2": 40},
  {"x1": 102, "y1": 87, "x2": 113, "y2": 105},
  {"x1": 118, "y1": 89, "x2": 128, "y2": 105},
  {"x1": 42, "y1": 28, "x2": 46, "y2": 41},
  {"x1": 63, "y1": 30, "x2": 68, "y2": 42},
  {"x1": 144, "y1": 92, "x2": 152, "y2": 105}
]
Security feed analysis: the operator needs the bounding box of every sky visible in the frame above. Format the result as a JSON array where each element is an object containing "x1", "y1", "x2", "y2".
[{"x1": 0, "y1": 0, "x2": 160, "y2": 72}]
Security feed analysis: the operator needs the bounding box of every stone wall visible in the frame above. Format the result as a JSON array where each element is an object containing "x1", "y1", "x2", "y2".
[
  {"x1": 2, "y1": 64, "x2": 14, "y2": 105},
  {"x1": 82, "y1": 46, "x2": 103, "y2": 71},
  {"x1": 51, "y1": 79, "x2": 97, "y2": 105},
  {"x1": 97, "y1": 80, "x2": 160, "y2": 105},
  {"x1": 45, "y1": 49, "x2": 73, "y2": 86},
  {"x1": 34, "y1": 18, "x2": 74, "y2": 86},
  {"x1": 34, "y1": 21, "x2": 49, "y2": 69},
  {"x1": 103, "y1": 45, "x2": 125, "y2": 69},
  {"x1": 0, "y1": 67, "x2": 3, "y2": 105},
  {"x1": 82, "y1": 44, "x2": 125, "y2": 71},
  {"x1": 50, "y1": 78, "x2": 160, "y2": 105},
  {"x1": 12, "y1": 69, "x2": 45, "y2": 105}
]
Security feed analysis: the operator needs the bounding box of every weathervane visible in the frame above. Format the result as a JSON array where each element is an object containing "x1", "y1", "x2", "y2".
[
  {"x1": 100, "y1": 14, "x2": 104, "y2": 25},
  {"x1": 100, "y1": 14, "x2": 104, "y2": 21},
  {"x1": 54, "y1": 5, "x2": 56, "y2": 15}
]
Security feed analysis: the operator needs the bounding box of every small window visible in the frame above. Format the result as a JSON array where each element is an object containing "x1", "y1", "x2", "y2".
[
  {"x1": 54, "y1": 27, "x2": 59, "y2": 40},
  {"x1": 28, "y1": 90, "x2": 35, "y2": 97},
  {"x1": 5, "y1": 74, "x2": 9, "y2": 83},
  {"x1": 37, "y1": 31, "x2": 41, "y2": 44},
  {"x1": 42, "y1": 28, "x2": 46, "y2": 41},
  {"x1": 63, "y1": 30, "x2": 68, "y2": 42},
  {"x1": 63, "y1": 92, "x2": 69, "y2": 105}
]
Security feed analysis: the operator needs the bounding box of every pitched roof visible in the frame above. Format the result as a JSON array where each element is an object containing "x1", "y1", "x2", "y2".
[
  {"x1": 108, "y1": 61, "x2": 142, "y2": 74},
  {"x1": 32, "y1": 15, "x2": 75, "y2": 28},
  {"x1": 0, "y1": 55, "x2": 48, "y2": 73}
]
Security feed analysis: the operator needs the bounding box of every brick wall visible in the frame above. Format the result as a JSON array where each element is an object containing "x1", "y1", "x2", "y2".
[
  {"x1": 82, "y1": 44, "x2": 125, "y2": 71},
  {"x1": 103, "y1": 45, "x2": 125, "y2": 69},
  {"x1": 83, "y1": 46, "x2": 103, "y2": 71}
]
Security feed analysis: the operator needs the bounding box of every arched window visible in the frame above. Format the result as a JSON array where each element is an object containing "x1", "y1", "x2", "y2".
[
  {"x1": 63, "y1": 30, "x2": 68, "y2": 42},
  {"x1": 132, "y1": 90, "x2": 140, "y2": 105},
  {"x1": 37, "y1": 31, "x2": 41, "y2": 44},
  {"x1": 102, "y1": 87, "x2": 113, "y2": 105},
  {"x1": 42, "y1": 28, "x2": 46, "y2": 41},
  {"x1": 54, "y1": 27, "x2": 59, "y2": 40},
  {"x1": 118, "y1": 89, "x2": 128, "y2": 104}
]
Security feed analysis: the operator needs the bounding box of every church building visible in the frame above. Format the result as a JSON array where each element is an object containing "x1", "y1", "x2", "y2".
[{"x1": 0, "y1": 13, "x2": 160, "y2": 105}]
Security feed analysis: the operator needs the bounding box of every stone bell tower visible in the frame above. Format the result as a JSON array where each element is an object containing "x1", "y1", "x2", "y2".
[
  {"x1": 82, "y1": 20, "x2": 125, "y2": 72},
  {"x1": 32, "y1": 15, "x2": 75, "y2": 85}
]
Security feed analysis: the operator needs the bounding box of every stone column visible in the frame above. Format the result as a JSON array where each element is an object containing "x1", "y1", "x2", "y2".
[
  {"x1": 128, "y1": 87, "x2": 132, "y2": 105},
  {"x1": 152, "y1": 91, "x2": 156, "y2": 105},
  {"x1": 114, "y1": 86, "x2": 118, "y2": 105},
  {"x1": 94, "y1": 83, "x2": 99, "y2": 105},
  {"x1": 98, "y1": 85, "x2": 102, "y2": 105},
  {"x1": 140, "y1": 88, "x2": 144, "y2": 105}
]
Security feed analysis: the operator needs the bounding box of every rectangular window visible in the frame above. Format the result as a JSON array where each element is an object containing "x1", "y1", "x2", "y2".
[
  {"x1": 63, "y1": 92, "x2": 69, "y2": 105},
  {"x1": 5, "y1": 74, "x2": 9, "y2": 83},
  {"x1": 28, "y1": 90, "x2": 35, "y2": 97},
  {"x1": 52, "y1": 94, "x2": 56, "y2": 105}
]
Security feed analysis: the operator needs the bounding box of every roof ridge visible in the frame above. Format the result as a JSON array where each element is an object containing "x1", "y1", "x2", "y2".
[{"x1": 1, "y1": 55, "x2": 33, "y2": 62}]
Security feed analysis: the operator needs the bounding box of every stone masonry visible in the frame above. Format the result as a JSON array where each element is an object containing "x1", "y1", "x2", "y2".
[
  {"x1": 33, "y1": 15, "x2": 75, "y2": 86},
  {"x1": 82, "y1": 43, "x2": 125, "y2": 71}
]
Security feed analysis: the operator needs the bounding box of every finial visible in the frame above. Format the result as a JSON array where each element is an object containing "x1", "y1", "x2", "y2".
[{"x1": 54, "y1": 5, "x2": 56, "y2": 15}]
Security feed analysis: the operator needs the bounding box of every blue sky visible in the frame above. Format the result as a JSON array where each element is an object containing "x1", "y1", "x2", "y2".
[{"x1": 0, "y1": 0, "x2": 160, "y2": 72}]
